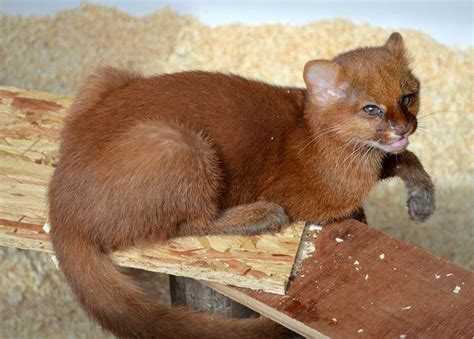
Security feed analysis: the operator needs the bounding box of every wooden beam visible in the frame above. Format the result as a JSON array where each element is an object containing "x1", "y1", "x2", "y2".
[{"x1": 0, "y1": 86, "x2": 305, "y2": 294}]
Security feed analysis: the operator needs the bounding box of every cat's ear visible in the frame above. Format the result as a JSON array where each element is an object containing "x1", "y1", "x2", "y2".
[
  {"x1": 385, "y1": 32, "x2": 404, "y2": 53},
  {"x1": 303, "y1": 60, "x2": 349, "y2": 106}
]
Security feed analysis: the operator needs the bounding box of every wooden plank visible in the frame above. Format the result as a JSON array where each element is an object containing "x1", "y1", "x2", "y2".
[
  {"x1": 0, "y1": 217, "x2": 305, "y2": 295},
  {"x1": 205, "y1": 220, "x2": 474, "y2": 338},
  {"x1": 0, "y1": 86, "x2": 305, "y2": 294}
]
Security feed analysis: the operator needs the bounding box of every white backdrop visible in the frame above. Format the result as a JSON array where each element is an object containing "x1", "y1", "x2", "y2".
[{"x1": 2, "y1": 0, "x2": 473, "y2": 47}]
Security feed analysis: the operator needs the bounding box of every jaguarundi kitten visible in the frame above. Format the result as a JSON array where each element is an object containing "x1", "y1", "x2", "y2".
[{"x1": 49, "y1": 33, "x2": 435, "y2": 338}]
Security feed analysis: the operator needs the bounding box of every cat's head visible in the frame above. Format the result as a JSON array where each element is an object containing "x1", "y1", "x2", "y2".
[{"x1": 303, "y1": 33, "x2": 419, "y2": 154}]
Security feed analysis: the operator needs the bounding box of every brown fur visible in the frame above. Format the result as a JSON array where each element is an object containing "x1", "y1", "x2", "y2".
[{"x1": 49, "y1": 33, "x2": 434, "y2": 338}]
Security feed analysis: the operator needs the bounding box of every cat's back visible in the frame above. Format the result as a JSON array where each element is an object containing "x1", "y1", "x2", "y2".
[
  {"x1": 112, "y1": 70, "x2": 302, "y2": 132},
  {"x1": 62, "y1": 68, "x2": 304, "y2": 162}
]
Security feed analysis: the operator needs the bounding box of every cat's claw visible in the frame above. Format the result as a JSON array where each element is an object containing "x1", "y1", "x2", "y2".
[{"x1": 407, "y1": 187, "x2": 435, "y2": 223}]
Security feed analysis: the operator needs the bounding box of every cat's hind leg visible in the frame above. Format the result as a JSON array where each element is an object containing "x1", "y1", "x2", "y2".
[{"x1": 104, "y1": 121, "x2": 287, "y2": 243}]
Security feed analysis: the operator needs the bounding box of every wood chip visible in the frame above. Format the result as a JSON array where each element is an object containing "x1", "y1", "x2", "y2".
[
  {"x1": 308, "y1": 224, "x2": 323, "y2": 232},
  {"x1": 51, "y1": 255, "x2": 59, "y2": 269},
  {"x1": 42, "y1": 222, "x2": 51, "y2": 234},
  {"x1": 299, "y1": 241, "x2": 316, "y2": 259}
]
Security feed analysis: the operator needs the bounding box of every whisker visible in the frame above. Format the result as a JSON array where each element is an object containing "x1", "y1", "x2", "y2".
[
  {"x1": 419, "y1": 102, "x2": 445, "y2": 111},
  {"x1": 417, "y1": 120, "x2": 434, "y2": 124},
  {"x1": 341, "y1": 142, "x2": 366, "y2": 174},
  {"x1": 296, "y1": 126, "x2": 339, "y2": 150},
  {"x1": 416, "y1": 124, "x2": 432, "y2": 130},
  {"x1": 296, "y1": 125, "x2": 342, "y2": 155},
  {"x1": 417, "y1": 110, "x2": 446, "y2": 120},
  {"x1": 345, "y1": 144, "x2": 367, "y2": 174},
  {"x1": 335, "y1": 142, "x2": 358, "y2": 172},
  {"x1": 362, "y1": 142, "x2": 378, "y2": 169},
  {"x1": 333, "y1": 137, "x2": 357, "y2": 172},
  {"x1": 358, "y1": 142, "x2": 374, "y2": 171}
]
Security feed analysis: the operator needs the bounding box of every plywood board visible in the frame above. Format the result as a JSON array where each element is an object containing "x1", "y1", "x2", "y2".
[
  {"x1": 206, "y1": 220, "x2": 474, "y2": 338},
  {"x1": 0, "y1": 87, "x2": 305, "y2": 294}
]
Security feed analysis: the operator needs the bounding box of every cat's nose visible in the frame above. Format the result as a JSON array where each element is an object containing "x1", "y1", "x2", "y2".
[{"x1": 393, "y1": 123, "x2": 410, "y2": 136}]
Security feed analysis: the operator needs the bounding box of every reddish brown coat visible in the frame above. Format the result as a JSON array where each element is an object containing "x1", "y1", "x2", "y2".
[{"x1": 48, "y1": 33, "x2": 434, "y2": 338}]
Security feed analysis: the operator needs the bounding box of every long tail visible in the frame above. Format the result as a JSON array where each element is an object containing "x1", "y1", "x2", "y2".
[{"x1": 51, "y1": 231, "x2": 289, "y2": 338}]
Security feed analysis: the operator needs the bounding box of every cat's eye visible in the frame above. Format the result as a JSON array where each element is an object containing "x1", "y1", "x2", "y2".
[
  {"x1": 363, "y1": 105, "x2": 383, "y2": 116},
  {"x1": 401, "y1": 94, "x2": 414, "y2": 106}
]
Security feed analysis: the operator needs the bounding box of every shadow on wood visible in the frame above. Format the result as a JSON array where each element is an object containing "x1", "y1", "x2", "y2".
[{"x1": 170, "y1": 276, "x2": 256, "y2": 318}]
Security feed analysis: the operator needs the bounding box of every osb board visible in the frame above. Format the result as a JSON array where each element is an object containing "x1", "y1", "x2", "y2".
[
  {"x1": 0, "y1": 86, "x2": 305, "y2": 294},
  {"x1": 207, "y1": 220, "x2": 474, "y2": 338}
]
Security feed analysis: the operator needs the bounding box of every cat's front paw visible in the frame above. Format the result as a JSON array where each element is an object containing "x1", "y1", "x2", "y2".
[
  {"x1": 261, "y1": 202, "x2": 290, "y2": 233},
  {"x1": 407, "y1": 186, "x2": 435, "y2": 223}
]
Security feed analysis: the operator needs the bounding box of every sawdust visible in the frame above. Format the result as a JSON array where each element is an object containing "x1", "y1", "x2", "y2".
[{"x1": 0, "y1": 3, "x2": 472, "y2": 337}]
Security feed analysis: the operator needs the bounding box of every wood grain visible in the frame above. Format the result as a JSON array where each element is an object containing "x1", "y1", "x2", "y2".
[
  {"x1": 207, "y1": 220, "x2": 474, "y2": 337},
  {"x1": 0, "y1": 86, "x2": 305, "y2": 295}
]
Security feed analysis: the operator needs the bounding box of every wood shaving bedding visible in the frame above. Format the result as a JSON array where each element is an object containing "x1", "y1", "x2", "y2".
[{"x1": 0, "y1": 4, "x2": 472, "y2": 337}]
